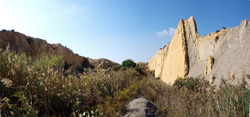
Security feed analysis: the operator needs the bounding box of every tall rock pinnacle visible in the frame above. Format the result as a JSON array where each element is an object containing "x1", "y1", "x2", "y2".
[{"x1": 149, "y1": 16, "x2": 250, "y2": 86}]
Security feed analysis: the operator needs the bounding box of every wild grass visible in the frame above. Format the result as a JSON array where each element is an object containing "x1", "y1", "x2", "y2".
[
  {"x1": 153, "y1": 77, "x2": 250, "y2": 116},
  {"x1": 0, "y1": 49, "x2": 143, "y2": 116},
  {"x1": 0, "y1": 49, "x2": 249, "y2": 116}
]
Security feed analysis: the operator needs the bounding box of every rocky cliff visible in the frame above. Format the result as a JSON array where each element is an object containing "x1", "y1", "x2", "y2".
[
  {"x1": 149, "y1": 16, "x2": 250, "y2": 86},
  {"x1": 0, "y1": 30, "x2": 117, "y2": 69}
]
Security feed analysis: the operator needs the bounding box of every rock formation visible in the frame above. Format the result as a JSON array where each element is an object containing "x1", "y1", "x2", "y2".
[
  {"x1": 88, "y1": 58, "x2": 118, "y2": 69},
  {"x1": 123, "y1": 98, "x2": 157, "y2": 117},
  {"x1": 149, "y1": 16, "x2": 250, "y2": 86},
  {"x1": 204, "y1": 56, "x2": 214, "y2": 76},
  {"x1": 0, "y1": 31, "x2": 117, "y2": 69}
]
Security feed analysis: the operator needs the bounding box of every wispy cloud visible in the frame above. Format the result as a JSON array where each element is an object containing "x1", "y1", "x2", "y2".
[{"x1": 157, "y1": 27, "x2": 176, "y2": 37}]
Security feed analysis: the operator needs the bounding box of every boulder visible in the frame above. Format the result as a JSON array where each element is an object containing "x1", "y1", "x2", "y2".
[{"x1": 123, "y1": 98, "x2": 157, "y2": 117}]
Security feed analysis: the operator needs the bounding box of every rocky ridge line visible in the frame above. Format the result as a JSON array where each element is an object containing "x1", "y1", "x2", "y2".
[{"x1": 0, "y1": 30, "x2": 118, "y2": 69}]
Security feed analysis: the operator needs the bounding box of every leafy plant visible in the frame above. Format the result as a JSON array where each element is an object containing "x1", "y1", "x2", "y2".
[
  {"x1": 122, "y1": 59, "x2": 136, "y2": 68},
  {"x1": 112, "y1": 65, "x2": 122, "y2": 71}
]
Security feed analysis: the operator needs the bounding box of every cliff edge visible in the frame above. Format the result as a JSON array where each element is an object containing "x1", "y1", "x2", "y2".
[
  {"x1": 0, "y1": 31, "x2": 118, "y2": 69},
  {"x1": 149, "y1": 16, "x2": 250, "y2": 86}
]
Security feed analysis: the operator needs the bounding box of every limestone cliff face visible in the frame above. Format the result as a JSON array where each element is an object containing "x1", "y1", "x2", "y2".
[
  {"x1": 149, "y1": 16, "x2": 198, "y2": 84},
  {"x1": 149, "y1": 16, "x2": 250, "y2": 85},
  {"x1": 0, "y1": 31, "x2": 117, "y2": 69},
  {"x1": 148, "y1": 47, "x2": 167, "y2": 78},
  {"x1": 204, "y1": 56, "x2": 214, "y2": 76}
]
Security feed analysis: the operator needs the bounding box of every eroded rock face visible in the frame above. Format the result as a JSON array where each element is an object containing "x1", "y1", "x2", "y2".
[
  {"x1": 88, "y1": 58, "x2": 118, "y2": 69},
  {"x1": 149, "y1": 16, "x2": 198, "y2": 84},
  {"x1": 204, "y1": 56, "x2": 214, "y2": 76},
  {"x1": 0, "y1": 31, "x2": 117, "y2": 69},
  {"x1": 149, "y1": 16, "x2": 250, "y2": 86},
  {"x1": 161, "y1": 18, "x2": 190, "y2": 84}
]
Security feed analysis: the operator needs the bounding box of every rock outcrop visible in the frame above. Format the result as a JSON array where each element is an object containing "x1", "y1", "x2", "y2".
[
  {"x1": 123, "y1": 98, "x2": 157, "y2": 117},
  {"x1": 0, "y1": 31, "x2": 117, "y2": 69},
  {"x1": 204, "y1": 56, "x2": 214, "y2": 76},
  {"x1": 149, "y1": 16, "x2": 250, "y2": 86},
  {"x1": 88, "y1": 58, "x2": 118, "y2": 69}
]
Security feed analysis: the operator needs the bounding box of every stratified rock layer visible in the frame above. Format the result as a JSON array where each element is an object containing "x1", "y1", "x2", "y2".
[{"x1": 149, "y1": 16, "x2": 250, "y2": 85}]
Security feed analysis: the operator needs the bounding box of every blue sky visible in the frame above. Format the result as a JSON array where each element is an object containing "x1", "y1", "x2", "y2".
[{"x1": 0, "y1": 0, "x2": 249, "y2": 64}]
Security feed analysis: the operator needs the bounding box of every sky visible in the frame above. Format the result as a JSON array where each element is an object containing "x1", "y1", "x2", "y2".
[{"x1": 0, "y1": 0, "x2": 249, "y2": 64}]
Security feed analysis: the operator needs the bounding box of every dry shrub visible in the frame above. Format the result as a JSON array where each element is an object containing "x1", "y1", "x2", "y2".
[
  {"x1": 148, "y1": 77, "x2": 250, "y2": 116},
  {"x1": 0, "y1": 49, "x2": 143, "y2": 116},
  {"x1": 1, "y1": 49, "x2": 249, "y2": 116}
]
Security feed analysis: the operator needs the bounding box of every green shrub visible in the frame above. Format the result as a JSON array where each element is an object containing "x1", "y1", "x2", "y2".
[
  {"x1": 122, "y1": 59, "x2": 136, "y2": 68},
  {"x1": 134, "y1": 67, "x2": 143, "y2": 75},
  {"x1": 112, "y1": 65, "x2": 122, "y2": 71},
  {"x1": 76, "y1": 65, "x2": 84, "y2": 73},
  {"x1": 100, "y1": 85, "x2": 139, "y2": 116},
  {"x1": 173, "y1": 77, "x2": 209, "y2": 91}
]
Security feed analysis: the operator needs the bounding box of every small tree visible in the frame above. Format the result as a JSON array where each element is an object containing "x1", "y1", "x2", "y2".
[{"x1": 122, "y1": 59, "x2": 136, "y2": 68}]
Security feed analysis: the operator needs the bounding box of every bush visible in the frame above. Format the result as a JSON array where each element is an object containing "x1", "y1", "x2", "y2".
[
  {"x1": 122, "y1": 59, "x2": 136, "y2": 68},
  {"x1": 173, "y1": 77, "x2": 209, "y2": 91},
  {"x1": 100, "y1": 85, "x2": 139, "y2": 116},
  {"x1": 112, "y1": 65, "x2": 122, "y2": 71},
  {"x1": 134, "y1": 67, "x2": 143, "y2": 74},
  {"x1": 0, "y1": 50, "x2": 143, "y2": 116},
  {"x1": 76, "y1": 65, "x2": 84, "y2": 73}
]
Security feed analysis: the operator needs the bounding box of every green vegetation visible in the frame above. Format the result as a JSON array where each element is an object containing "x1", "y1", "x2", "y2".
[
  {"x1": 122, "y1": 59, "x2": 136, "y2": 68},
  {"x1": 156, "y1": 77, "x2": 250, "y2": 116},
  {"x1": 76, "y1": 65, "x2": 85, "y2": 73},
  {"x1": 112, "y1": 59, "x2": 143, "y2": 75},
  {"x1": 0, "y1": 49, "x2": 250, "y2": 116},
  {"x1": 173, "y1": 77, "x2": 209, "y2": 91},
  {"x1": 112, "y1": 65, "x2": 122, "y2": 72}
]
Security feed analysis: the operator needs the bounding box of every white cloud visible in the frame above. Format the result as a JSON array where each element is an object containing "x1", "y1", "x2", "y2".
[{"x1": 157, "y1": 27, "x2": 176, "y2": 37}]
